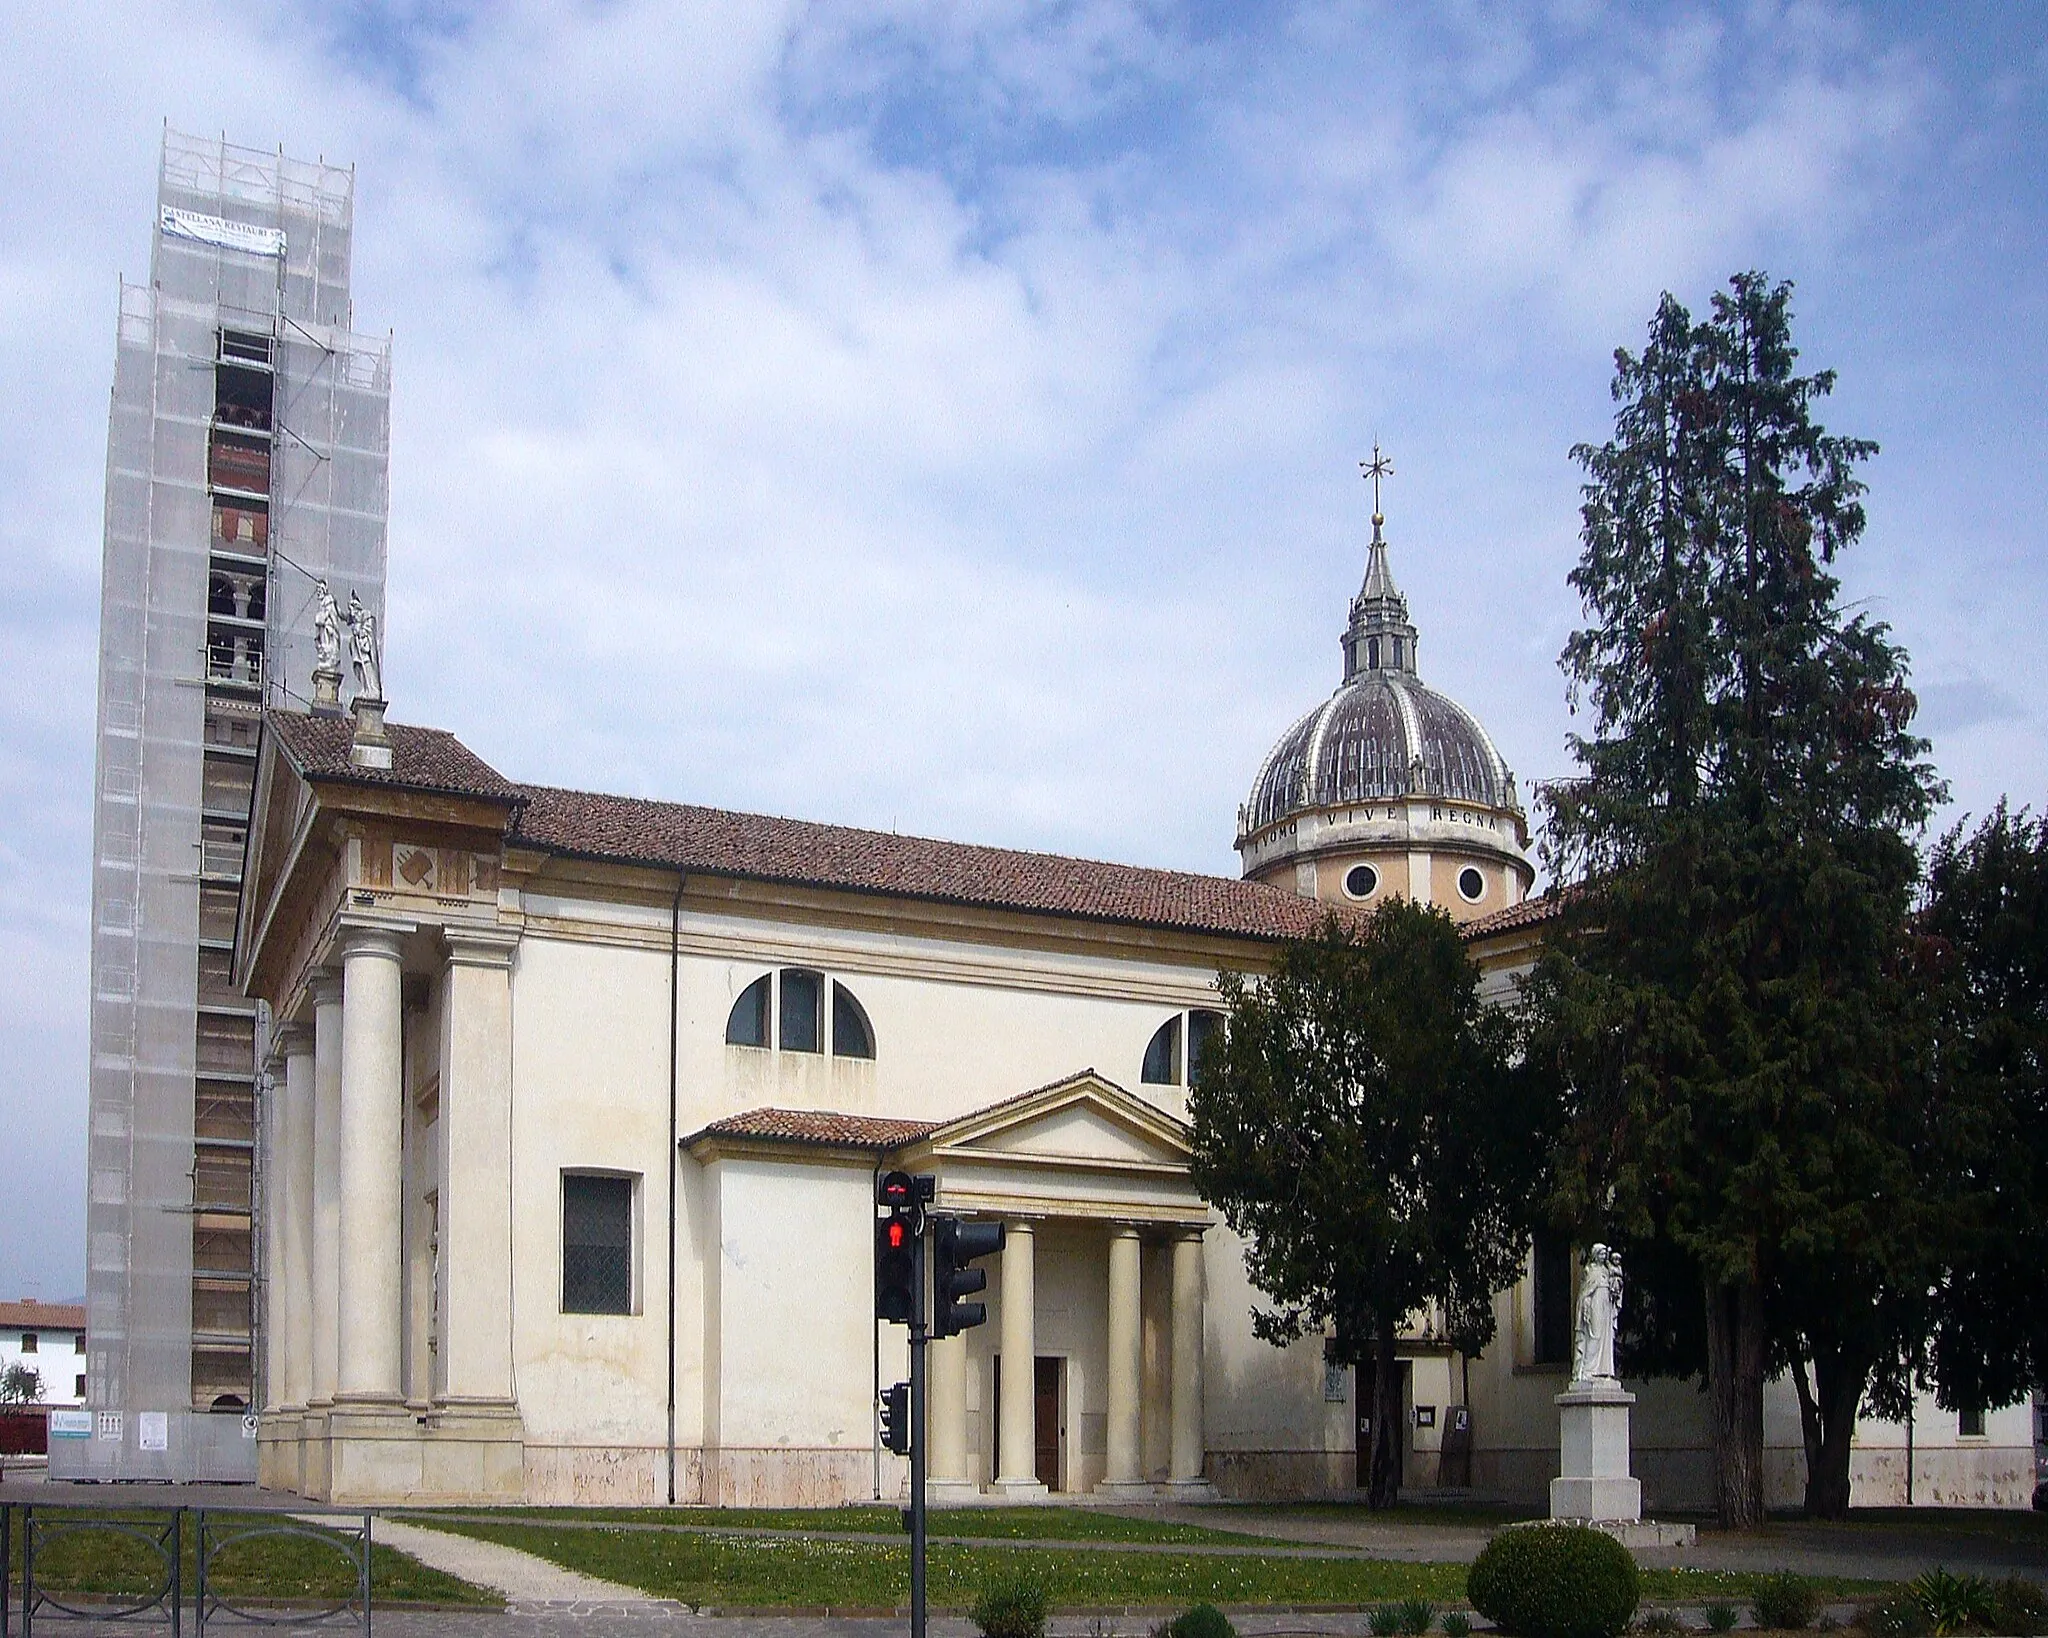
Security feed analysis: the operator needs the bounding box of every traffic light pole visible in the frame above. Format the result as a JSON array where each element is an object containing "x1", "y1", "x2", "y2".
[{"x1": 908, "y1": 1231, "x2": 928, "y2": 1638}]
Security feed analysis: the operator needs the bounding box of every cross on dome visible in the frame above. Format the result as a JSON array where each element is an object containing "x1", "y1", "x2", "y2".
[
  {"x1": 1344, "y1": 446, "x2": 1416, "y2": 681},
  {"x1": 1360, "y1": 443, "x2": 1393, "y2": 528}
]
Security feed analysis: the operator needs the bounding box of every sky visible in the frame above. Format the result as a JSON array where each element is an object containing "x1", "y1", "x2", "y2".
[{"x1": 1, "y1": 1, "x2": 2043, "y2": 1301}]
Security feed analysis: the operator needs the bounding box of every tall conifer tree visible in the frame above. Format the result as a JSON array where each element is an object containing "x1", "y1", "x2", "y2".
[{"x1": 1533, "y1": 274, "x2": 1940, "y2": 1525}]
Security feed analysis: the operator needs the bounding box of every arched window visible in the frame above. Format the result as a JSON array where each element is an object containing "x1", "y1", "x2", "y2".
[
  {"x1": 726, "y1": 969, "x2": 876, "y2": 1060},
  {"x1": 1366, "y1": 636, "x2": 1381, "y2": 670},
  {"x1": 780, "y1": 968, "x2": 823, "y2": 1053},
  {"x1": 1145, "y1": 1008, "x2": 1228, "y2": 1088},
  {"x1": 832, "y1": 982, "x2": 874, "y2": 1059},
  {"x1": 724, "y1": 974, "x2": 770, "y2": 1047},
  {"x1": 1187, "y1": 1008, "x2": 1224, "y2": 1087},
  {"x1": 208, "y1": 575, "x2": 237, "y2": 616},
  {"x1": 1142, "y1": 1016, "x2": 1181, "y2": 1085}
]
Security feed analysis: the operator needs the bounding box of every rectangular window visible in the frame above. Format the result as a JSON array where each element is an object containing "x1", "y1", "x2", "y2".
[
  {"x1": 780, "y1": 968, "x2": 822, "y2": 1054},
  {"x1": 74, "y1": 1333, "x2": 85, "y2": 1353},
  {"x1": 219, "y1": 329, "x2": 273, "y2": 366},
  {"x1": 20, "y1": 1332, "x2": 36, "y2": 1354},
  {"x1": 561, "y1": 1173, "x2": 634, "y2": 1315},
  {"x1": 74, "y1": 1374, "x2": 86, "y2": 1398},
  {"x1": 1958, "y1": 1407, "x2": 1986, "y2": 1438},
  {"x1": 1530, "y1": 1232, "x2": 1572, "y2": 1367}
]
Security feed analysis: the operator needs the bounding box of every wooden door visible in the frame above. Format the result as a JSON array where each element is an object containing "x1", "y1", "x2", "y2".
[
  {"x1": 1033, "y1": 1357, "x2": 1062, "y2": 1491},
  {"x1": 1355, "y1": 1359, "x2": 1412, "y2": 1488}
]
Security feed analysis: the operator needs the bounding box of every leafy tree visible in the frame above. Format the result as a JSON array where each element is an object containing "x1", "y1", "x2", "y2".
[
  {"x1": 1922, "y1": 803, "x2": 2048, "y2": 1413},
  {"x1": 1188, "y1": 900, "x2": 1551, "y2": 1508},
  {"x1": 1533, "y1": 273, "x2": 1942, "y2": 1524},
  {"x1": 0, "y1": 1361, "x2": 44, "y2": 1404}
]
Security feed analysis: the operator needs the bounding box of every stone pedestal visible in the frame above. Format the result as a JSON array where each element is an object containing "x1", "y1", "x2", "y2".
[
  {"x1": 311, "y1": 664, "x2": 344, "y2": 716},
  {"x1": 1551, "y1": 1379, "x2": 1641, "y2": 1523}
]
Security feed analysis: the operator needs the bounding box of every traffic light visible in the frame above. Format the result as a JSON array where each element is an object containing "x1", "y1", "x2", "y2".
[
  {"x1": 880, "y1": 1381, "x2": 911, "y2": 1455},
  {"x1": 931, "y1": 1216, "x2": 1005, "y2": 1338},
  {"x1": 876, "y1": 1170, "x2": 932, "y2": 1325},
  {"x1": 876, "y1": 1207, "x2": 916, "y2": 1324}
]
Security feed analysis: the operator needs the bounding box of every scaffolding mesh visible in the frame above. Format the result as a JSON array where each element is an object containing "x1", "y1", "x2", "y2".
[{"x1": 72, "y1": 130, "x2": 389, "y2": 1480}]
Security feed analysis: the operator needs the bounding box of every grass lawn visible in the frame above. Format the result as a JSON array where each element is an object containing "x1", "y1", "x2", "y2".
[
  {"x1": 411, "y1": 1519, "x2": 1884, "y2": 1611},
  {"x1": 398, "y1": 1503, "x2": 1294, "y2": 1547},
  {"x1": 2, "y1": 1509, "x2": 496, "y2": 1607}
]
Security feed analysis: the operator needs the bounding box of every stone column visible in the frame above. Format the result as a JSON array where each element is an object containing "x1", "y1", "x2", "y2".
[
  {"x1": 994, "y1": 1219, "x2": 1047, "y2": 1496},
  {"x1": 1167, "y1": 1229, "x2": 1207, "y2": 1490},
  {"x1": 927, "y1": 1329, "x2": 976, "y2": 1500},
  {"x1": 1099, "y1": 1225, "x2": 1147, "y2": 1494},
  {"x1": 259, "y1": 1041, "x2": 289, "y2": 1413},
  {"x1": 308, "y1": 975, "x2": 343, "y2": 1408},
  {"x1": 437, "y1": 928, "x2": 520, "y2": 1406},
  {"x1": 336, "y1": 926, "x2": 406, "y2": 1404},
  {"x1": 275, "y1": 1024, "x2": 316, "y2": 1410}
]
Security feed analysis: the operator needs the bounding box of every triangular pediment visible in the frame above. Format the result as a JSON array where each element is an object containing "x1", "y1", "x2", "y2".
[
  {"x1": 922, "y1": 1071, "x2": 1190, "y2": 1173},
  {"x1": 236, "y1": 727, "x2": 318, "y2": 990}
]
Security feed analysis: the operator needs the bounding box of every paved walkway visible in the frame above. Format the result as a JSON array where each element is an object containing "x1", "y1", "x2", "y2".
[{"x1": 370, "y1": 1515, "x2": 684, "y2": 1611}]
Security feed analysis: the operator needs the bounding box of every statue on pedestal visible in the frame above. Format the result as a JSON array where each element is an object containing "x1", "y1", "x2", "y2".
[
  {"x1": 1572, "y1": 1243, "x2": 1623, "y2": 1383},
  {"x1": 311, "y1": 579, "x2": 343, "y2": 713},
  {"x1": 345, "y1": 589, "x2": 382, "y2": 701}
]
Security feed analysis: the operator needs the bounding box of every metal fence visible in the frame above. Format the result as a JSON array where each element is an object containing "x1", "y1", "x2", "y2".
[{"x1": 0, "y1": 1506, "x2": 371, "y2": 1637}]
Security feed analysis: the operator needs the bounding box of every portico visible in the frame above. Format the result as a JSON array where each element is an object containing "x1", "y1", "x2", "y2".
[{"x1": 689, "y1": 1072, "x2": 1219, "y2": 1500}]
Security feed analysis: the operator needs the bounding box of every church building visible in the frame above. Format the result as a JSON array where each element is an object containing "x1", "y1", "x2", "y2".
[{"x1": 236, "y1": 500, "x2": 2034, "y2": 1509}]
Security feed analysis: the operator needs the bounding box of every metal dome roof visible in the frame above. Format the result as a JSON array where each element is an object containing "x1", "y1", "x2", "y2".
[
  {"x1": 1238, "y1": 501, "x2": 1521, "y2": 842},
  {"x1": 1240, "y1": 670, "x2": 1522, "y2": 839}
]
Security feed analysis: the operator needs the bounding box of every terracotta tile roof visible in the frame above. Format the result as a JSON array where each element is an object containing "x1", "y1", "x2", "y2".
[
  {"x1": 267, "y1": 710, "x2": 523, "y2": 803},
  {"x1": 686, "y1": 1107, "x2": 941, "y2": 1152},
  {"x1": 0, "y1": 1300, "x2": 84, "y2": 1330},
  {"x1": 513, "y1": 784, "x2": 1344, "y2": 943},
  {"x1": 1461, "y1": 892, "x2": 1564, "y2": 941}
]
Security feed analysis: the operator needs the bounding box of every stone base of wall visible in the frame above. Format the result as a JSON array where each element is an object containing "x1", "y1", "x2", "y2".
[
  {"x1": 522, "y1": 1443, "x2": 704, "y2": 1505},
  {"x1": 705, "y1": 1446, "x2": 876, "y2": 1508},
  {"x1": 1208, "y1": 1449, "x2": 1354, "y2": 1500},
  {"x1": 1466, "y1": 1441, "x2": 2034, "y2": 1514},
  {"x1": 267, "y1": 1401, "x2": 525, "y2": 1504},
  {"x1": 1845, "y1": 1447, "x2": 2034, "y2": 1510}
]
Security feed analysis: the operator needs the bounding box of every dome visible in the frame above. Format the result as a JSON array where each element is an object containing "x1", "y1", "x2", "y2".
[
  {"x1": 1239, "y1": 669, "x2": 1521, "y2": 840},
  {"x1": 1235, "y1": 490, "x2": 1527, "y2": 905}
]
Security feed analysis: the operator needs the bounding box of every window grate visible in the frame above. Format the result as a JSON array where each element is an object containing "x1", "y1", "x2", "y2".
[{"x1": 562, "y1": 1174, "x2": 633, "y2": 1315}]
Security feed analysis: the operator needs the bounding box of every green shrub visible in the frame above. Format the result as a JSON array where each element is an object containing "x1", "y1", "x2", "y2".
[
  {"x1": 1753, "y1": 1573, "x2": 1822, "y2": 1631},
  {"x1": 1373, "y1": 1606, "x2": 1406, "y2": 1637},
  {"x1": 1910, "y1": 1570, "x2": 1998, "y2": 1637},
  {"x1": 1990, "y1": 1579, "x2": 2048, "y2": 1638},
  {"x1": 1399, "y1": 1600, "x2": 1439, "y2": 1636},
  {"x1": 1637, "y1": 1612, "x2": 1687, "y2": 1636},
  {"x1": 1169, "y1": 1606, "x2": 1236, "y2": 1638},
  {"x1": 1444, "y1": 1615, "x2": 1474, "y2": 1638},
  {"x1": 1467, "y1": 1524, "x2": 1640, "y2": 1638},
  {"x1": 973, "y1": 1576, "x2": 1049, "y2": 1638},
  {"x1": 1859, "y1": 1595, "x2": 1931, "y2": 1638},
  {"x1": 1704, "y1": 1603, "x2": 1740, "y2": 1634}
]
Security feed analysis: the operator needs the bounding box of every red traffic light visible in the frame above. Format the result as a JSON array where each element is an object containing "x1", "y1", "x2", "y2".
[{"x1": 887, "y1": 1219, "x2": 906, "y2": 1248}]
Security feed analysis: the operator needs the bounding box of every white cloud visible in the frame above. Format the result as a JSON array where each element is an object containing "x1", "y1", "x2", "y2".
[{"x1": 1, "y1": 1, "x2": 2041, "y2": 1300}]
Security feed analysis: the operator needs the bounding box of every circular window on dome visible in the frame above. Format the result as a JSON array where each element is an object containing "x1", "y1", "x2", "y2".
[
  {"x1": 1457, "y1": 866, "x2": 1486, "y2": 903},
  {"x1": 1344, "y1": 863, "x2": 1379, "y2": 899}
]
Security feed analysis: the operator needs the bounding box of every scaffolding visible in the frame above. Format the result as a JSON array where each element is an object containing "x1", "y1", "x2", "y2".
[{"x1": 68, "y1": 129, "x2": 390, "y2": 1480}]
